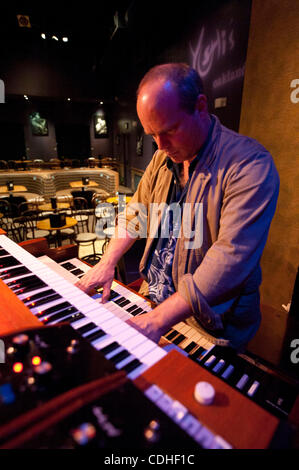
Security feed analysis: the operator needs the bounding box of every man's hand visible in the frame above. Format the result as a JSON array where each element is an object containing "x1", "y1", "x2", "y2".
[
  {"x1": 75, "y1": 259, "x2": 115, "y2": 302},
  {"x1": 126, "y1": 311, "x2": 164, "y2": 344},
  {"x1": 126, "y1": 292, "x2": 193, "y2": 343}
]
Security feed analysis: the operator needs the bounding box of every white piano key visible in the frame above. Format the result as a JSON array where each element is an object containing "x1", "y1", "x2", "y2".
[
  {"x1": 180, "y1": 414, "x2": 202, "y2": 437},
  {"x1": 139, "y1": 346, "x2": 166, "y2": 366},
  {"x1": 236, "y1": 374, "x2": 249, "y2": 390},
  {"x1": 144, "y1": 384, "x2": 164, "y2": 403},
  {"x1": 221, "y1": 364, "x2": 234, "y2": 379},
  {"x1": 115, "y1": 354, "x2": 136, "y2": 370},
  {"x1": 120, "y1": 331, "x2": 146, "y2": 350},
  {"x1": 247, "y1": 380, "x2": 260, "y2": 397},
  {"x1": 130, "y1": 339, "x2": 156, "y2": 357},
  {"x1": 105, "y1": 346, "x2": 124, "y2": 360}
]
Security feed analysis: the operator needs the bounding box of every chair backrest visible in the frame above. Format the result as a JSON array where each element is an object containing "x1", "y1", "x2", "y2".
[
  {"x1": 71, "y1": 159, "x2": 81, "y2": 168},
  {"x1": 0, "y1": 199, "x2": 18, "y2": 221},
  {"x1": 0, "y1": 160, "x2": 9, "y2": 170},
  {"x1": 10, "y1": 216, "x2": 28, "y2": 243},
  {"x1": 7, "y1": 160, "x2": 17, "y2": 170},
  {"x1": 72, "y1": 196, "x2": 88, "y2": 212},
  {"x1": 71, "y1": 190, "x2": 95, "y2": 208}
]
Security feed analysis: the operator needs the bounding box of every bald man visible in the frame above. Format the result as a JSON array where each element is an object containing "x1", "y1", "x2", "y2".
[{"x1": 77, "y1": 63, "x2": 279, "y2": 351}]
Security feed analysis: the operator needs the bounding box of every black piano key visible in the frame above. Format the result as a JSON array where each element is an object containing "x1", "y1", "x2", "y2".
[
  {"x1": 60, "y1": 262, "x2": 77, "y2": 271},
  {"x1": 0, "y1": 256, "x2": 21, "y2": 268},
  {"x1": 122, "y1": 358, "x2": 142, "y2": 373},
  {"x1": 68, "y1": 312, "x2": 85, "y2": 323},
  {"x1": 184, "y1": 341, "x2": 198, "y2": 353},
  {"x1": 190, "y1": 346, "x2": 206, "y2": 361},
  {"x1": 114, "y1": 296, "x2": 127, "y2": 305},
  {"x1": 129, "y1": 307, "x2": 144, "y2": 316},
  {"x1": 165, "y1": 330, "x2": 179, "y2": 341},
  {"x1": 95, "y1": 288, "x2": 120, "y2": 302},
  {"x1": 109, "y1": 349, "x2": 131, "y2": 365},
  {"x1": 36, "y1": 301, "x2": 71, "y2": 318},
  {"x1": 99, "y1": 341, "x2": 120, "y2": 355},
  {"x1": 126, "y1": 304, "x2": 139, "y2": 313},
  {"x1": 42, "y1": 307, "x2": 79, "y2": 324},
  {"x1": 108, "y1": 290, "x2": 120, "y2": 300},
  {"x1": 0, "y1": 266, "x2": 30, "y2": 279},
  {"x1": 117, "y1": 299, "x2": 130, "y2": 308},
  {"x1": 14, "y1": 281, "x2": 47, "y2": 295},
  {"x1": 70, "y1": 268, "x2": 85, "y2": 276},
  {"x1": 23, "y1": 289, "x2": 56, "y2": 304},
  {"x1": 13, "y1": 283, "x2": 45, "y2": 295},
  {"x1": 85, "y1": 329, "x2": 106, "y2": 342},
  {"x1": 11, "y1": 279, "x2": 46, "y2": 292},
  {"x1": 76, "y1": 322, "x2": 98, "y2": 335},
  {"x1": 27, "y1": 293, "x2": 62, "y2": 309},
  {"x1": 172, "y1": 333, "x2": 186, "y2": 345},
  {"x1": 0, "y1": 248, "x2": 9, "y2": 257},
  {"x1": 7, "y1": 274, "x2": 39, "y2": 288}
]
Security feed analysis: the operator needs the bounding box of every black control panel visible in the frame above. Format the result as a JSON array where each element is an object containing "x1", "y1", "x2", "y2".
[
  {"x1": 197, "y1": 345, "x2": 299, "y2": 419},
  {"x1": 0, "y1": 323, "x2": 116, "y2": 427},
  {"x1": 13, "y1": 381, "x2": 200, "y2": 449},
  {"x1": 0, "y1": 324, "x2": 204, "y2": 450}
]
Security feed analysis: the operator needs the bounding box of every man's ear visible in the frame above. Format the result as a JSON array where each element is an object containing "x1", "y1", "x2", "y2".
[{"x1": 195, "y1": 94, "x2": 208, "y2": 112}]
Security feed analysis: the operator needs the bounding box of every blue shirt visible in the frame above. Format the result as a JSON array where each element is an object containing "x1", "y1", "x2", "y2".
[
  {"x1": 145, "y1": 120, "x2": 215, "y2": 304},
  {"x1": 145, "y1": 154, "x2": 201, "y2": 303}
]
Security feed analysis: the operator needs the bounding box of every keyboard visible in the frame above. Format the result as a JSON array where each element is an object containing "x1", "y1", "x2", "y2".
[{"x1": 0, "y1": 234, "x2": 167, "y2": 380}]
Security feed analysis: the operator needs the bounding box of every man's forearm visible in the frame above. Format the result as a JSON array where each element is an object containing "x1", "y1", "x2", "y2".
[
  {"x1": 100, "y1": 225, "x2": 137, "y2": 267},
  {"x1": 75, "y1": 225, "x2": 137, "y2": 295}
]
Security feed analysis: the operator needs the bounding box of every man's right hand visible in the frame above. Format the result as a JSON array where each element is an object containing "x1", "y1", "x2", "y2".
[{"x1": 75, "y1": 259, "x2": 115, "y2": 303}]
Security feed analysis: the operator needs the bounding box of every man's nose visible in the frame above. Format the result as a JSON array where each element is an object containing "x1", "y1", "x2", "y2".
[{"x1": 155, "y1": 134, "x2": 169, "y2": 150}]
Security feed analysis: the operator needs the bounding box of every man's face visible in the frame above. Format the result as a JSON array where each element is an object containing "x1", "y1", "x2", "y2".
[{"x1": 137, "y1": 80, "x2": 205, "y2": 163}]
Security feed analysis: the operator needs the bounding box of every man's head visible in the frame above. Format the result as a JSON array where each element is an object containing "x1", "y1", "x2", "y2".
[{"x1": 137, "y1": 63, "x2": 211, "y2": 163}]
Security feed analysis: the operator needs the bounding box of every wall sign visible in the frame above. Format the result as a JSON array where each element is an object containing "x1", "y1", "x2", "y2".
[{"x1": 188, "y1": 0, "x2": 252, "y2": 131}]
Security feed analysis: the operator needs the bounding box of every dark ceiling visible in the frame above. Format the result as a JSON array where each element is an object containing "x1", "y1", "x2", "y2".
[{"x1": 1, "y1": 1, "x2": 230, "y2": 101}]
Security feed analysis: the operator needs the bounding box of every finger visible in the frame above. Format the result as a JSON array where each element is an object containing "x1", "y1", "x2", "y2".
[{"x1": 101, "y1": 282, "x2": 112, "y2": 303}]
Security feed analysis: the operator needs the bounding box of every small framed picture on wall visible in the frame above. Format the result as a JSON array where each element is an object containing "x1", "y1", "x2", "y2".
[
  {"x1": 94, "y1": 115, "x2": 108, "y2": 138},
  {"x1": 30, "y1": 112, "x2": 48, "y2": 136}
]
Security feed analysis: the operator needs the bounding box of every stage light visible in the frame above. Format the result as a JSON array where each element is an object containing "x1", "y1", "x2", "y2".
[
  {"x1": 41, "y1": 33, "x2": 46, "y2": 39},
  {"x1": 62, "y1": 37, "x2": 68, "y2": 42},
  {"x1": 52, "y1": 35, "x2": 59, "y2": 41},
  {"x1": 13, "y1": 362, "x2": 23, "y2": 374}
]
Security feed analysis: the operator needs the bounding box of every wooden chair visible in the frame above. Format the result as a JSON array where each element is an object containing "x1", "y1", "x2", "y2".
[
  {"x1": 21, "y1": 210, "x2": 51, "y2": 242},
  {"x1": 0, "y1": 160, "x2": 9, "y2": 170},
  {"x1": 70, "y1": 197, "x2": 90, "y2": 232}
]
